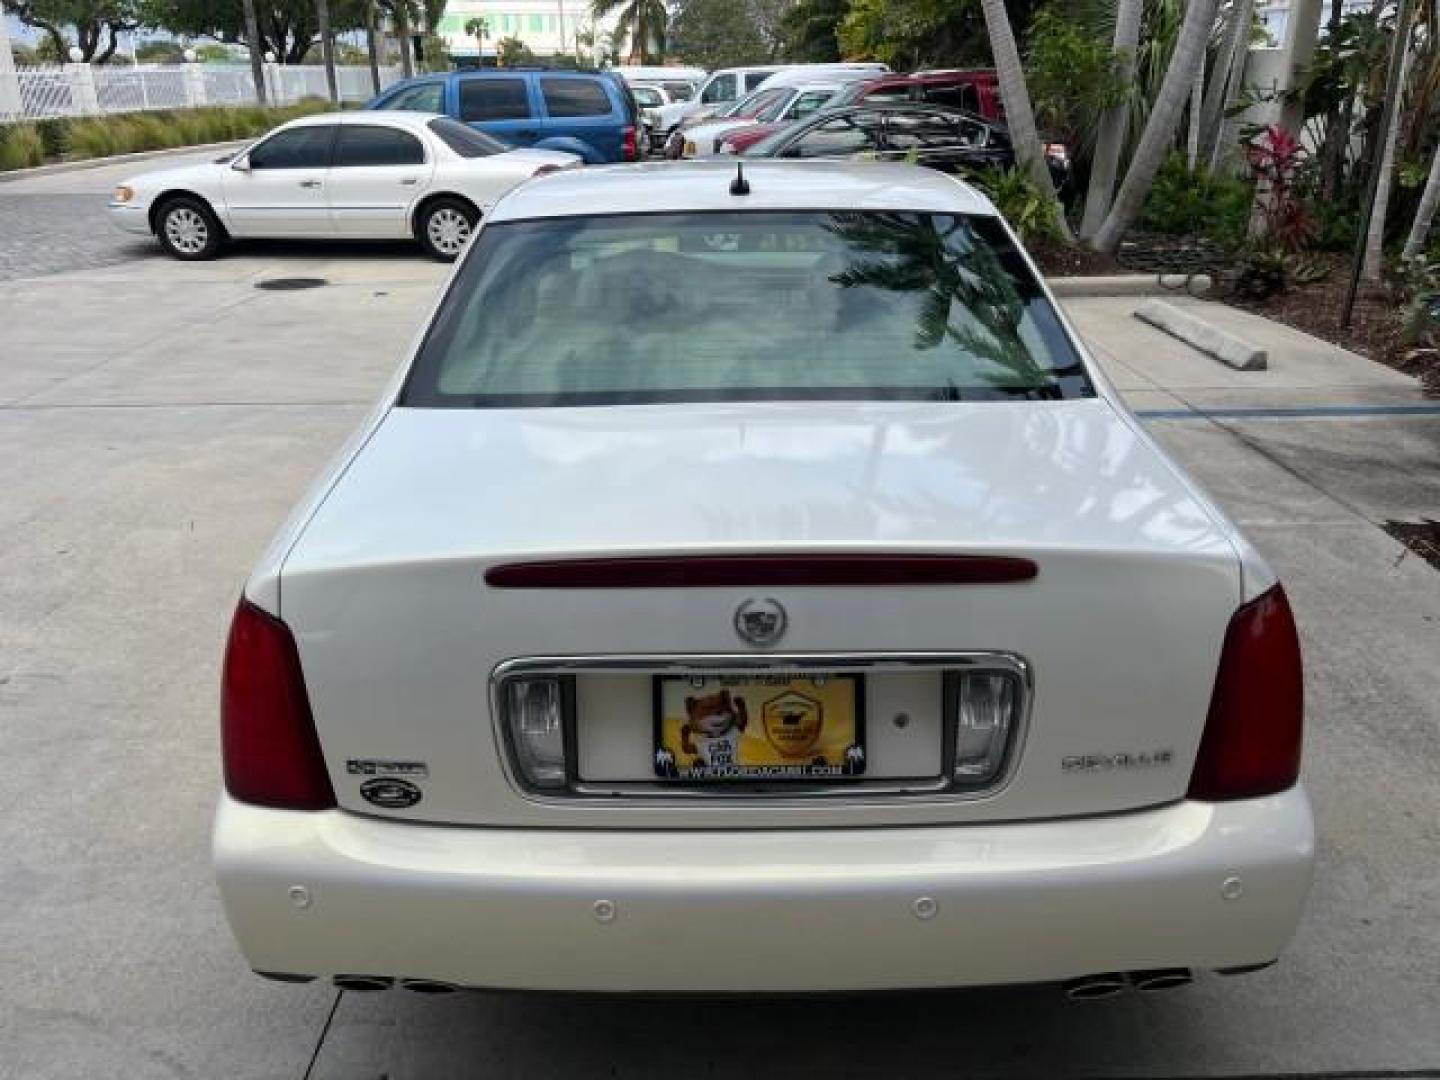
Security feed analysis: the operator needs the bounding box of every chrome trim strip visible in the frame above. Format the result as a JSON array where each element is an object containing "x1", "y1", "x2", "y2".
[{"x1": 489, "y1": 652, "x2": 1031, "y2": 805}]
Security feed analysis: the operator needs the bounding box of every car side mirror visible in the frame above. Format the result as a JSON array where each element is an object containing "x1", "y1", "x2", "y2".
[
  {"x1": 231, "y1": 156, "x2": 251, "y2": 173},
  {"x1": 780, "y1": 145, "x2": 802, "y2": 159}
]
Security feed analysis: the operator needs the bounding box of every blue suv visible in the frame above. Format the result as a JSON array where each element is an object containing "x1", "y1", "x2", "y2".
[{"x1": 365, "y1": 70, "x2": 639, "y2": 164}]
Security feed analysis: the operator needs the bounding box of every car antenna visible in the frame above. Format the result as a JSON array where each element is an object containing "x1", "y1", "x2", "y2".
[{"x1": 729, "y1": 161, "x2": 750, "y2": 196}]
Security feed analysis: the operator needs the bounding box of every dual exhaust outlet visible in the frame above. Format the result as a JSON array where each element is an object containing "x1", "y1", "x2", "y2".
[
  {"x1": 330, "y1": 968, "x2": 1193, "y2": 999},
  {"x1": 1064, "y1": 968, "x2": 1194, "y2": 1000}
]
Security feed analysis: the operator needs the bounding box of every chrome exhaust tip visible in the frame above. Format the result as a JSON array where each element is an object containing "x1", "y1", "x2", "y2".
[
  {"x1": 1132, "y1": 968, "x2": 1194, "y2": 993},
  {"x1": 399, "y1": 978, "x2": 460, "y2": 995},
  {"x1": 1063, "y1": 973, "x2": 1130, "y2": 1001},
  {"x1": 332, "y1": 974, "x2": 393, "y2": 992}
]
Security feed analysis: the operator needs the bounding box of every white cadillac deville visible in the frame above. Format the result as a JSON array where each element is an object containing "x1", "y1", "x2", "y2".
[{"x1": 215, "y1": 161, "x2": 1314, "y2": 999}]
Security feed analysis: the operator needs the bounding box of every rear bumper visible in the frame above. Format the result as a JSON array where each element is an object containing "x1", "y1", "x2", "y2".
[{"x1": 214, "y1": 787, "x2": 1314, "y2": 993}]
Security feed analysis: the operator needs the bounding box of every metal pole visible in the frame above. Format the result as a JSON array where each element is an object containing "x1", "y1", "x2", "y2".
[
  {"x1": 241, "y1": 0, "x2": 267, "y2": 105},
  {"x1": 1341, "y1": 0, "x2": 1411, "y2": 328}
]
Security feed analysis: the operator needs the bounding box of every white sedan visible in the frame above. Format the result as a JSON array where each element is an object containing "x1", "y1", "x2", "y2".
[
  {"x1": 214, "y1": 161, "x2": 1314, "y2": 997},
  {"x1": 108, "y1": 111, "x2": 579, "y2": 261}
]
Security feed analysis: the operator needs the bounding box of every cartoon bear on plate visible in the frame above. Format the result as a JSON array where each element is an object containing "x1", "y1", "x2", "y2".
[{"x1": 681, "y1": 689, "x2": 748, "y2": 774}]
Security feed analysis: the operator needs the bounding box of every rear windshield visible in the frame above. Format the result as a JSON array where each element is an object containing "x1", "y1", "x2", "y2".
[
  {"x1": 427, "y1": 117, "x2": 506, "y2": 157},
  {"x1": 403, "y1": 211, "x2": 1092, "y2": 408}
]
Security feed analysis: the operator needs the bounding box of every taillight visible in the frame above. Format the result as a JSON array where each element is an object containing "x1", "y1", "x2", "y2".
[
  {"x1": 1188, "y1": 585, "x2": 1303, "y2": 801},
  {"x1": 221, "y1": 598, "x2": 335, "y2": 811},
  {"x1": 622, "y1": 125, "x2": 638, "y2": 161}
]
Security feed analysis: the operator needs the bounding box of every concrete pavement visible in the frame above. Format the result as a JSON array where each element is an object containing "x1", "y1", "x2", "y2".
[{"x1": 1, "y1": 229, "x2": 1437, "y2": 1078}]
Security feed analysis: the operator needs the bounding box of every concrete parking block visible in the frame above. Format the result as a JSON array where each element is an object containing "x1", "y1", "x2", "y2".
[{"x1": 1136, "y1": 298, "x2": 1268, "y2": 370}]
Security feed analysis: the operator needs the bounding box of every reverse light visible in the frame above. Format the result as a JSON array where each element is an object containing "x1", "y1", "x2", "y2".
[
  {"x1": 1188, "y1": 585, "x2": 1304, "y2": 801},
  {"x1": 506, "y1": 677, "x2": 567, "y2": 788},
  {"x1": 113, "y1": 185, "x2": 135, "y2": 203},
  {"x1": 221, "y1": 599, "x2": 335, "y2": 810},
  {"x1": 950, "y1": 671, "x2": 1021, "y2": 787}
]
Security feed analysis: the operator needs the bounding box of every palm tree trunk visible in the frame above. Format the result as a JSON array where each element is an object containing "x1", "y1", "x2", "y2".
[
  {"x1": 242, "y1": 0, "x2": 267, "y2": 105},
  {"x1": 978, "y1": 0, "x2": 1073, "y2": 241},
  {"x1": 396, "y1": 1, "x2": 415, "y2": 78},
  {"x1": 1188, "y1": 56, "x2": 1204, "y2": 167},
  {"x1": 1199, "y1": 0, "x2": 1253, "y2": 165},
  {"x1": 1362, "y1": 37, "x2": 1411, "y2": 280},
  {"x1": 1207, "y1": 0, "x2": 1253, "y2": 170},
  {"x1": 1092, "y1": 0, "x2": 1223, "y2": 253},
  {"x1": 1080, "y1": 0, "x2": 1144, "y2": 239},
  {"x1": 365, "y1": 1, "x2": 382, "y2": 94},
  {"x1": 1402, "y1": 144, "x2": 1440, "y2": 258},
  {"x1": 314, "y1": 0, "x2": 339, "y2": 104}
]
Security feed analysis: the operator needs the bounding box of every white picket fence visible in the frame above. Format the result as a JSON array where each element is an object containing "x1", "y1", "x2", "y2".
[{"x1": 1, "y1": 62, "x2": 403, "y2": 123}]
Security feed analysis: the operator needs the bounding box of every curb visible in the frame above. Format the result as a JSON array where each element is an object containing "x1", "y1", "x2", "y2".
[
  {"x1": 1048, "y1": 273, "x2": 1213, "y2": 298},
  {"x1": 0, "y1": 140, "x2": 247, "y2": 183},
  {"x1": 1135, "y1": 299, "x2": 1267, "y2": 371}
]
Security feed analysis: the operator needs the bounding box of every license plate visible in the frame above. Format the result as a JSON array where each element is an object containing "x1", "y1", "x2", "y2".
[{"x1": 653, "y1": 674, "x2": 866, "y2": 781}]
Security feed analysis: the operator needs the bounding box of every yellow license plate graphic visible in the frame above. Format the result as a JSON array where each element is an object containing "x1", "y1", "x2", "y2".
[{"x1": 654, "y1": 674, "x2": 866, "y2": 780}]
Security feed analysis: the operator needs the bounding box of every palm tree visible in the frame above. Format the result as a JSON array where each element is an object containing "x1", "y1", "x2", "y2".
[
  {"x1": 977, "y1": 0, "x2": 1071, "y2": 241},
  {"x1": 365, "y1": 0, "x2": 381, "y2": 94},
  {"x1": 314, "y1": 0, "x2": 339, "y2": 104},
  {"x1": 395, "y1": 0, "x2": 415, "y2": 77},
  {"x1": 241, "y1": 0, "x2": 266, "y2": 104},
  {"x1": 1402, "y1": 144, "x2": 1440, "y2": 258},
  {"x1": 1363, "y1": 38, "x2": 1411, "y2": 280},
  {"x1": 1091, "y1": 0, "x2": 1223, "y2": 253},
  {"x1": 1079, "y1": 0, "x2": 1143, "y2": 239},
  {"x1": 1199, "y1": 0, "x2": 1254, "y2": 167},
  {"x1": 465, "y1": 16, "x2": 488, "y2": 65},
  {"x1": 591, "y1": 0, "x2": 667, "y2": 65}
]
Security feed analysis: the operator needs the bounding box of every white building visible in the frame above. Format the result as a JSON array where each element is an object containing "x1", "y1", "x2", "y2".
[
  {"x1": 436, "y1": 0, "x2": 617, "y2": 61},
  {"x1": 1253, "y1": 0, "x2": 1371, "y2": 45}
]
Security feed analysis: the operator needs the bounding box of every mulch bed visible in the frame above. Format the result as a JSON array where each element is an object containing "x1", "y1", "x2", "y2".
[
  {"x1": 1383, "y1": 520, "x2": 1440, "y2": 572},
  {"x1": 1043, "y1": 233, "x2": 1439, "y2": 396}
]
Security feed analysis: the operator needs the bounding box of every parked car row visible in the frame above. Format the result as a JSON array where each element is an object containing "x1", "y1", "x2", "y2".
[{"x1": 108, "y1": 62, "x2": 1076, "y2": 261}]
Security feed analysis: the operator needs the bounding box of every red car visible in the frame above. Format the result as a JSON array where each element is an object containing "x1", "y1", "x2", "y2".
[{"x1": 720, "y1": 70, "x2": 1005, "y2": 156}]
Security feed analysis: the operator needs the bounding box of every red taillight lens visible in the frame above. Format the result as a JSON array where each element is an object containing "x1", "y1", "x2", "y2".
[
  {"x1": 1188, "y1": 585, "x2": 1303, "y2": 801},
  {"x1": 622, "y1": 125, "x2": 638, "y2": 161},
  {"x1": 221, "y1": 598, "x2": 335, "y2": 811}
]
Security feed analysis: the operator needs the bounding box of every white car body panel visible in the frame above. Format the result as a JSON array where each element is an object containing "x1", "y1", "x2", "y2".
[
  {"x1": 107, "y1": 112, "x2": 578, "y2": 244},
  {"x1": 217, "y1": 161, "x2": 1314, "y2": 992}
]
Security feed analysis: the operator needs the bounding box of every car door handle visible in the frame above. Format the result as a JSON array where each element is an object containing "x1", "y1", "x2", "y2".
[
  {"x1": 298, "y1": 179, "x2": 322, "y2": 189},
  {"x1": 399, "y1": 177, "x2": 419, "y2": 186}
]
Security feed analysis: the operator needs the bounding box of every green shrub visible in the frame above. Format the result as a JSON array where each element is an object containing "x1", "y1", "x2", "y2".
[
  {"x1": 66, "y1": 118, "x2": 120, "y2": 160},
  {"x1": 34, "y1": 118, "x2": 69, "y2": 158},
  {"x1": 0, "y1": 101, "x2": 347, "y2": 171},
  {"x1": 0, "y1": 123, "x2": 47, "y2": 170},
  {"x1": 965, "y1": 166, "x2": 1066, "y2": 247},
  {"x1": 1139, "y1": 151, "x2": 1254, "y2": 248}
]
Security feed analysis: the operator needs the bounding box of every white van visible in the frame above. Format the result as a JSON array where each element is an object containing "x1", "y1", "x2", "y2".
[
  {"x1": 616, "y1": 64, "x2": 707, "y2": 86},
  {"x1": 664, "y1": 63, "x2": 890, "y2": 140}
]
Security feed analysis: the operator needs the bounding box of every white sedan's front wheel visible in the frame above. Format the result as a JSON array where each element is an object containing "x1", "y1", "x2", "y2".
[
  {"x1": 155, "y1": 196, "x2": 223, "y2": 261},
  {"x1": 417, "y1": 198, "x2": 478, "y2": 262}
]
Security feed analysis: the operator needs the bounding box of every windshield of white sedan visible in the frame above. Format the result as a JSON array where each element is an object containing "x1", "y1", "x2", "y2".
[{"x1": 404, "y1": 211, "x2": 1093, "y2": 407}]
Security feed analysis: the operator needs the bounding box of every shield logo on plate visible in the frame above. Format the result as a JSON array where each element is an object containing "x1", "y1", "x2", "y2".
[
  {"x1": 733, "y1": 597, "x2": 787, "y2": 646},
  {"x1": 761, "y1": 690, "x2": 823, "y2": 758}
]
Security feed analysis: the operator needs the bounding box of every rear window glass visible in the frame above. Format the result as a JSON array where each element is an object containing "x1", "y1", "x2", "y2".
[
  {"x1": 428, "y1": 117, "x2": 506, "y2": 157},
  {"x1": 378, "y1": 82, "x2": 445, "y2": 113},
  {"x1": 459, "y1": 77, "x2": 530, "y2": 121},
  {"x1": 404, "y1": 211, "x2": 1091, "y2": 408},
  {"x1": 541, "y1": 77, "x2": 611, "y2": 117}
]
